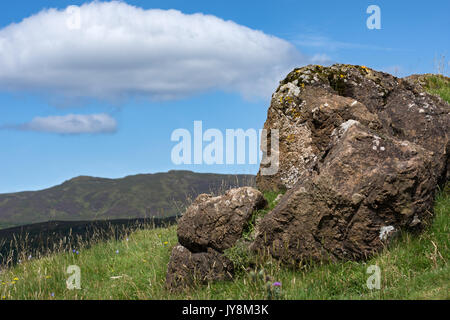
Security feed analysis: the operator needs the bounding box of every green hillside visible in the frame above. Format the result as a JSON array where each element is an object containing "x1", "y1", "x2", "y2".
[
  {"x1": 0, "y1": 185, "x2": 447, "y2": 300},
  {"x1": 0, "y1": 171, "x2": 254, "y2": 228},
  {"x1": 405, "y1": 73, "x2": 450, "y2": 102}
]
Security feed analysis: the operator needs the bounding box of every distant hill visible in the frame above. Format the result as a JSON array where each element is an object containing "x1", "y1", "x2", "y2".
[{"x1": 0, "y1": 170, "x2": 255, "y2": 229}]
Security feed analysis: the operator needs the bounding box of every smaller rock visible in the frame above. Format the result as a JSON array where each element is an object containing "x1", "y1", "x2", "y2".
[
  {"x1": 165, "y1": 244, "x2": 233, "y2": 291},
  {"x1": 177, "y1": 187, "x2": 267, "y2": 253}
]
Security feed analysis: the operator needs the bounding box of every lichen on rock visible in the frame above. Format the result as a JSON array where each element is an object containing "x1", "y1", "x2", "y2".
[{"x1": 257, "y1": 64, "x2": 449, "y2": 192}]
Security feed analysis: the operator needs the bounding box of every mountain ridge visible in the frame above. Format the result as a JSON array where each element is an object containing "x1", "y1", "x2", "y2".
[{"x1": 0, "y1": 170, "x2": 255, "y2": 229}]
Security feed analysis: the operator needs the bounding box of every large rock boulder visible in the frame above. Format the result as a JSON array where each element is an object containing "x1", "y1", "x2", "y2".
[
  {"x1": 256, "y1": 64, "x2": 449, "y2": 191},
  {"x1": 252, "y1": 121, "x2": 436, "y2": 263},
  {"x1": 253, "y1": 64, "x2": 449, "y2": 264},
  {"x1": 177, "y1": 187, "x2": 267, "y2": 253},
  {"x1": 166, "y1": 187, "x2": 266, "y2": 290},
  {"x1": 165, "y1": 244, "x2": 233, "y2": 290}
]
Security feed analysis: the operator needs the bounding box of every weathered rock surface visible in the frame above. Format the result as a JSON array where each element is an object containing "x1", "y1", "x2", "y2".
[
  {"x1": 253, "y1": 64, "x2": 449, "y2": 264},
  {"x1": 252, "y1": 121, "x2": 436, "y2": 263},
  {"x1": 177, "y1": 187, "x2": 267, "y2": 253},
  {"x1": 165, "y1": 244, "x2": 233, "y2": 290},
  {"x1": 166, "y1": 187, "x2": 266, "y2": 290},
  {"x1": 257, "y1": 64, "x2": 449, "y2": 191}
]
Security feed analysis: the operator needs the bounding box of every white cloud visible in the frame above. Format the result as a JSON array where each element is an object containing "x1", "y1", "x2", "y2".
[
  {"x1": 17, "y1": 113, "x2": 117, "y2": 134},
  {"x1": 0, "y1": 1, "x2": 308, "y2": 100}
]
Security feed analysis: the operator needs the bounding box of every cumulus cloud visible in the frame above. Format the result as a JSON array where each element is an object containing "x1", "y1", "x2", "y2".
[
  {"x1": 8, "y1": 114, "x2": 118, "y2": 134},
  {"x1": 0, "y1": 1, "x2": 308, "y2": 100}
]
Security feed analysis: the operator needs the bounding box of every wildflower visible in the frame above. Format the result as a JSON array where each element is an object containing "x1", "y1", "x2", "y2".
[
  {"x1": 126, "y1": 238, "x2": 129, "y2": 242},
  {"x1": 267, "y1": 281, "x2": 282, "y2": 300},
  {"x1": 13, "y1": 277, "x2": 19, "y2": 281},
  {"x1": 340, "y1": 74, "x2": 344, "y2": 78},
  {"x1": 28, "y1": 254, "x2": 32, "y2": 260},
  {"x1": 45, "y1": 275, "x2": 51, "y2": 279},
  {"x1": 115, "y1": 250, "x2": 119, "y2": 254},
  {"x1": 163, "y1": 241, "x2": 168, "y2": 246},
  {"x1": 51, "y1": 293, "x2": 55, "y2": 297}
]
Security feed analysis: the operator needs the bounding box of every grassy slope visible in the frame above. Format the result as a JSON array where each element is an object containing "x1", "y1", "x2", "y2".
[
  {"x1": 0, "y1": 186, "x2": 448, "y2": 300},
  {"x1": 425, "y1": 76, "x2": 450, "y2": 102},
  {"x1": 406, "y1": 73, "x2": 450, "y2": 103},
  {"x1": 0, "y1": 75, "x2": 448, "y2": 300}
]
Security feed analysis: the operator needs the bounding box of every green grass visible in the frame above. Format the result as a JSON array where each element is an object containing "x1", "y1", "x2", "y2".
[
  {"x1": 411, "y1": 73, "x2": 450, "y2": 103},
  {"x1": 423, "y1": 74, "x2": 450, "y2": 102},
  {"x1": 1, "y1": 185, "x2": 448, "y2": 300}
]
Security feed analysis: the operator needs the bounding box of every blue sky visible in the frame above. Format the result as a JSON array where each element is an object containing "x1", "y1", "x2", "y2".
[{"x1": 0, "y1": 0, "x2": 448, "y2": 193}]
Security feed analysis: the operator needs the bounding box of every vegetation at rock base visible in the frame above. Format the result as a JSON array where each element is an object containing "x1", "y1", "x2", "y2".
[{"x1": 241, "y1": 191, "x2": 282, "y2": 242}]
